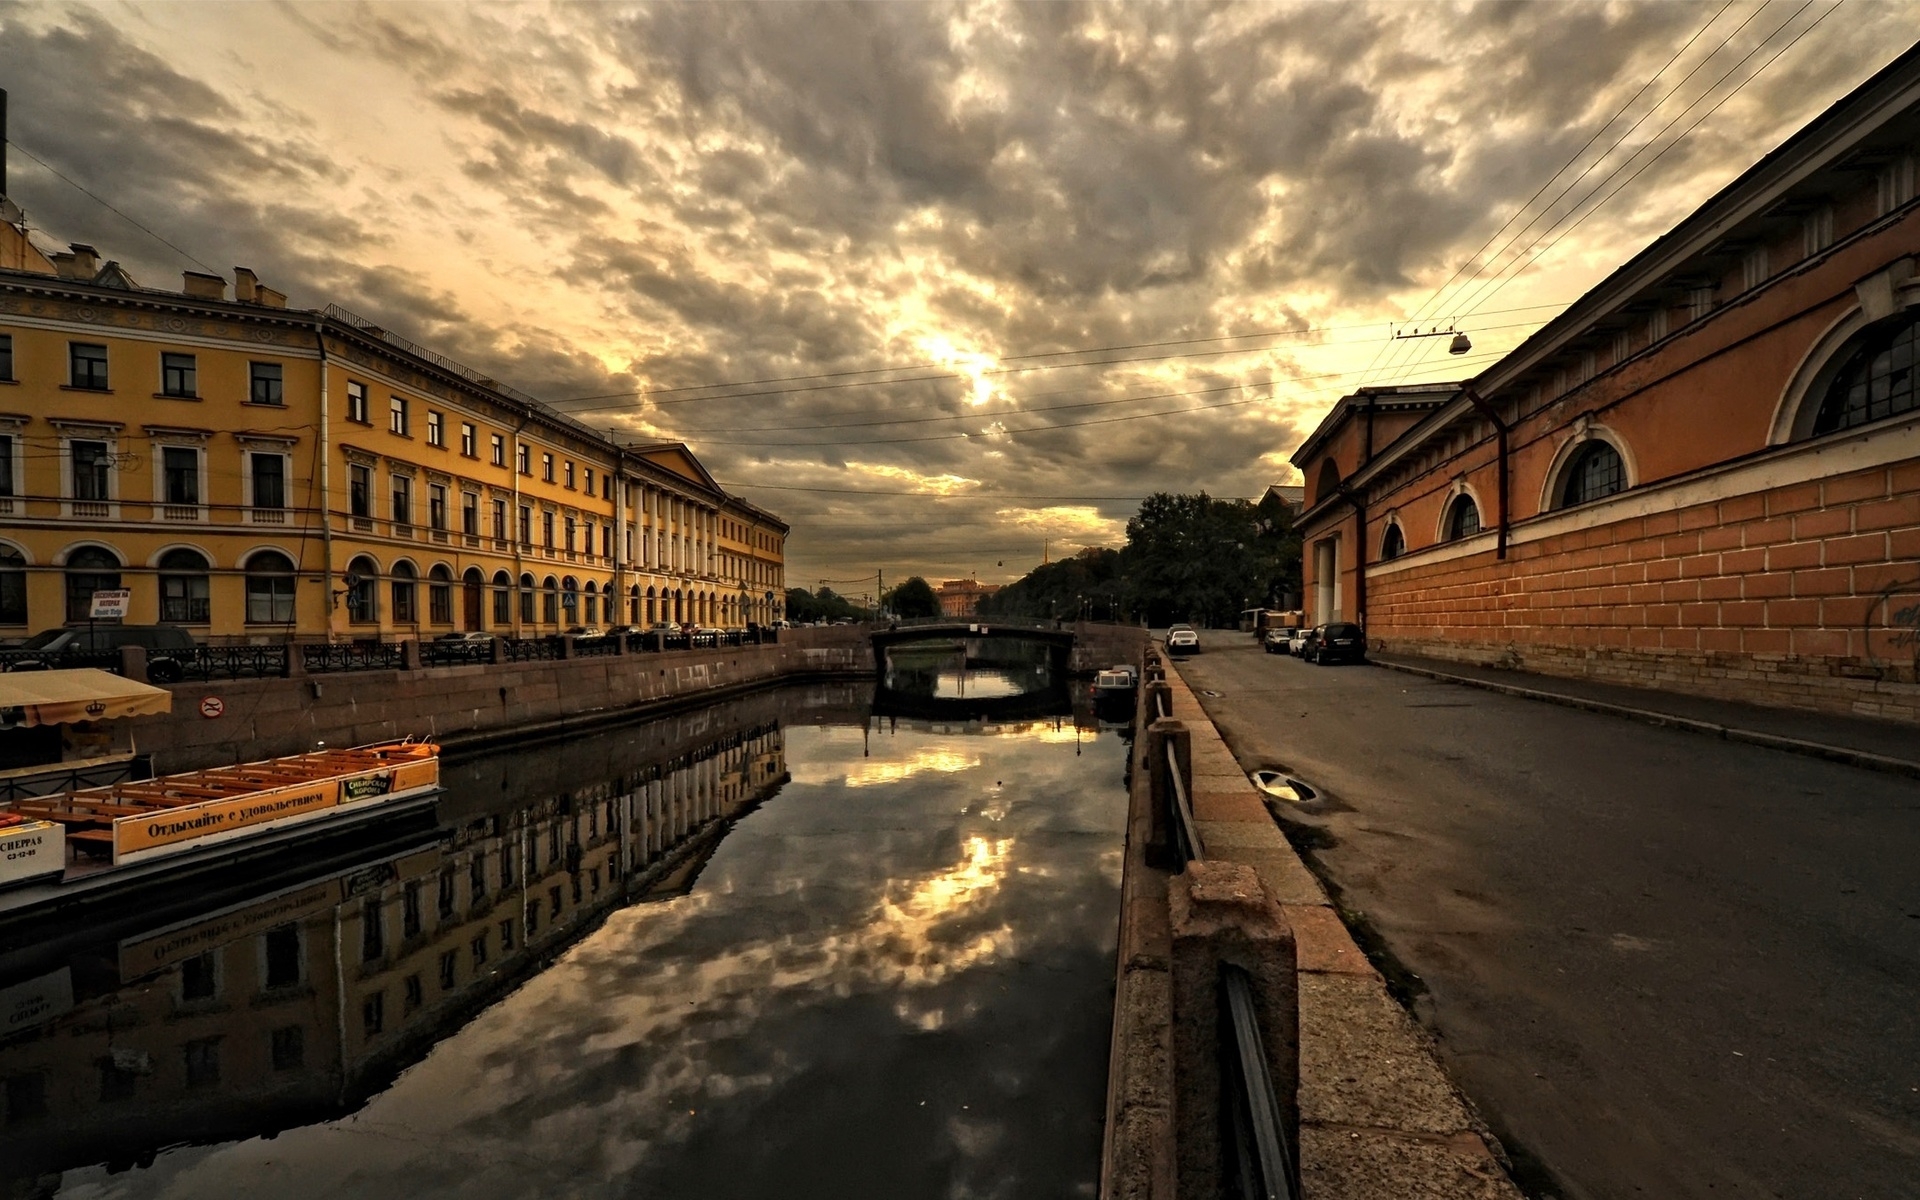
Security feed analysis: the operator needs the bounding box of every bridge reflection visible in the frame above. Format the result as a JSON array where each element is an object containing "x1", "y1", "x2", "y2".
[{"x1": 873, "y1": 641, "x2": 1074, "y2": 724}]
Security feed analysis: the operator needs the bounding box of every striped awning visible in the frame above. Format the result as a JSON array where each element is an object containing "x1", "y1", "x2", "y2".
[{"x1": 0, "y1": 669, "x2": 173, "y2": 727}]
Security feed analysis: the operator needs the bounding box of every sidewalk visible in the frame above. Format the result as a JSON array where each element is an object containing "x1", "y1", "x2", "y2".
[{"x1": 1371, "y1": 653, "x2": 1920, "y2": 779}]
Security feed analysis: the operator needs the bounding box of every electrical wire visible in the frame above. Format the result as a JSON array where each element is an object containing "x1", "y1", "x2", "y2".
[{"x1": 8, "y1": 140, "x2": 221, "y2": 275}]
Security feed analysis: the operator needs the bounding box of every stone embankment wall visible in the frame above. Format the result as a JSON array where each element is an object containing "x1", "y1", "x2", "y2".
[
  {"x1": 143, "y1": 627, "x2": 870, "y2": 773},
  {"x1": 1069, "y1": 623, "x2": 1150, "y2": 674}
]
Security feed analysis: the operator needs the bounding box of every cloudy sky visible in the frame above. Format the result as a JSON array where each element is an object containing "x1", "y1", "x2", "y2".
[{"x1": 2, "y1": 2, "x2": 1912, "y2": 589}]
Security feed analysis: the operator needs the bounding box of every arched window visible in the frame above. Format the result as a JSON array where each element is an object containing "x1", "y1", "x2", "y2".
[
  {"x1": 158, "y1": 549, "x2": 211, "y2": 624},
  {"x1": 560, "y1": 576, "x2": 579, "y2": 625},
  {"x1": 583, "y1": 581, "x2": 598, "y2": 626},
  {"x1": 1379, "y1": 524, "x2": 1405, "y2": 561},
  {"x1": 519, "y1": 573, "x2": 536, "y2": 623},
  {"x1": 428, "y1": 565, "x2": 454, "y2": 624},
  {"x1": 391, "y1": 561, "x2": 418, "y2": 624},
  {"x1": 629, "y1": 586, "x2": 641, "y2": 625},
  {"x1": 1557, "y1": 441, "x2": 1626, "y2": 508},
  {"x1": 245, "y1": 551, "x2": 296, "y2": 625},
  {"x1": 1812, "y1": 309, "x2": 1919, "y2": 435},
  {"x1": 0, "y1": 546, "x2": 24, "y2": 625},
  {"x1": 541, "y1": 576, "x2": 559, "y2": 624},
  {"x1": 65, "y1": 546, "x2": 122, "y2": 623},
  {"x1": 1444, "y1": 495, "x2": 1482, "y2": 541},
  {"x1": 492, "y1": 571, "x2": 512, "y2": 625},
  {"x1": 346, "y1": 556, "x2": 379, "y2": 624}
]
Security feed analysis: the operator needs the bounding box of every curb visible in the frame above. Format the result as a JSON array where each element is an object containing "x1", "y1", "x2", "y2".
[{"x1": 1371, "y1": 658, "x2": 1920, "y2": 781}]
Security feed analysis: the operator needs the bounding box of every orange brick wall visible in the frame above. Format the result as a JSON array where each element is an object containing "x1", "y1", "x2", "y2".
[{"x1": 1367, "y1": 458, "x2": 1920, "y2": 724}]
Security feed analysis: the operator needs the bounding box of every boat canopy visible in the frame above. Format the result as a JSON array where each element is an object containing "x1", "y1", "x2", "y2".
[{"x1": 0, "y1": 669, "x2": 173, "y2": 727}]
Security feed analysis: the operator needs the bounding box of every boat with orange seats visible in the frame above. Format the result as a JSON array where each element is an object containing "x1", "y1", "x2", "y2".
[{"x1": 0, "y1": 740, "x2": 441, "y2": 900}]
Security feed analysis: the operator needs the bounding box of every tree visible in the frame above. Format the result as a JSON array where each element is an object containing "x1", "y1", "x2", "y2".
[
  {"x1": 977, "y1": 547, "x2": 1123, "y2": 621},
  {"x1": 785, "y1": 586, "x2": 862, "y2": 623},
  {"x1": 1121, "y1": 492, "x2": 1283, "y2": 627},
  {"x1": 883, "y1": 576, "x2": 941, "y2": 619}
]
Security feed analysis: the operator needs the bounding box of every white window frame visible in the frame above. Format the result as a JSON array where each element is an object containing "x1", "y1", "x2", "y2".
[
  {"x1": 426, "y1": 410, "x2": 445, "y2": 447},
  {"x1": 152, "y1": 442, "x2": 208, "y2": 521},
  {"x1": 242, "y1": 449, "x2": 294, "y2": 526},
  {"x1": 59, "y1": 430, "x2": 121, "y2": 520}
]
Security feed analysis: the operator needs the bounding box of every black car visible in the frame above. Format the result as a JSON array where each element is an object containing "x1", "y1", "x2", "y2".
[
  {"x1": 7, "y1": 624, "x2": 199, "y2": 682},
  {"x1": 1306, "y1": 622, "x2": 1365, "y2": 664}
]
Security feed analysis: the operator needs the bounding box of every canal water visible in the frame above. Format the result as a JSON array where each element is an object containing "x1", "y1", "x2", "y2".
[{"x1": 0, "y1": 666, "x2": 1131, "y2": 1199}]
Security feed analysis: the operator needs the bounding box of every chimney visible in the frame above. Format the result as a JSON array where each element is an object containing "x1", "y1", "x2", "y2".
[
  {"x1": 233, "y1": 266, "x2": 258, "y2": 303},
  {"x1": 256, "y1": 285, "x2": 287, "y2": 309},
  {"x1": 182, "y1": 271, "x2": 227, "y2": 300}
]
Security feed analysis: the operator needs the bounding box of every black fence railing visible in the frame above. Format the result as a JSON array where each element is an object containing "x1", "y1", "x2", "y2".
[
  {"x1": 302, "y1": 643, "x2": 409, "y2": 674},
  {"x1": 502, "y1": 637, "x2": 563, "y2": 663},
  {"x1": 420, "y1": 639, "x2": 496, "y2": 668},
  {"x1": 0, "y1": 648, "x2": 122, "y2": 674},
  {"x1": 177, "y1": 645, "x2": 289, "y2": 681}
]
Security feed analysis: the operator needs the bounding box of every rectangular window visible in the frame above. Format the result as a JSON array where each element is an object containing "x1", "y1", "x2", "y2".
[
  {"x1": 541, "y1": 453, "x2": 554, "y2": 483},
  {"x1": 542, "y1": 511, "x2": 555, "y2": 548},
  {"x1": 491, "y1": 433, "x2": 506, "y2": 466},
  {"x1": 361, "y1": 899, "x2": 384, "y2": 962},
  {"x1": 0, "y1": 334, "x2": 12, "y2": 381},
  {"x1": 1741, "y1": 247, "x2": 1769, "y2": 291},
  {"x1": 349, "y1": 464, "x2": 372, "y2": 517},
  {"x1": 1611, "y1": 330, "x2": 1631, "y2": 365},
  {"x1": 1876, "y1": 155, "x2": 1916, "y2": 217},
  {"x1": 470, "y1": 933, "x2": 488, "y2": 968},
  {"x1": 438, "y1": 869, "x2": 455, "y2": 918},
  {"x1": 181, "y1": 952, "x2": 217, "y2": 1000},
  {"x1": 469, "y1": 854, "x2": 487, "y2": 900},
  {"x1": 71, "y1": 440, "x2": 111, "y2": 501},
  {"x1": 184, "y1": 1039, "x2": 221, "y2": 1087},
  {"x1": 499, "y1": 845, "x2": 515, "y2": 888},
  {"x1": 1687, "y1": 286, "x2": 1714, "y2": 322},
  {"x1": 270, "y1": 1026, "x2": 304, "y2": 1071},
  {"x1": 362, "y1": 992, "x2": 384, "y2": 1037},
  {"x1": 1647, "y1": 306, "x2": 1669, "y2": 343},
  {"x1": 499, "y1": 917, "x2": 515, "y2": 951},
  {"x1": 347, "y1": 380, "x2": 369, "y2": 423},
  {"x1": 438, "y1": 949, "x2": 457, "y2": 991},
  {"x1": 426, "y1": 410, "x2": 444, "y2": 447},
  {"x1": 249, "y1": 361, "x2": 284, "y2": 405},
  {"x1": 565, "y1": 517, "x2": 576, "y2": 553},
  {"x1": 517, "y1": 444, "x2": 531, "y2": 474},
  {"x1": 461, "y1": 422, "x2": 477, "y2": 456},
  {"x1": 518, "y1": 505, "x2": 532, "y2": 545},
  {"x1": 389, "y1": 396, "x2": 409, "y2": 436},
  {"x1": 1803, "y1": 205, "x2": 1834, "y2": 257},
  {"x1": 161, "y1": 352, "x2": 197, "y2": 397},
  {"x1": 251, "y1": 453, "x2": 286, "y2": 509},
  {"x1": 264, "y1": 924, "x2": 301, "y2": 988},
  {"x1": 69, "y1": 342, "x2": 108, "y2": 390},
  {"x1": 403, "y1": 974, "x2": 424, "y2": 1013},
  {"x1": 549, "y1": 885, "x2": 562, "y2": 919},
  {"x1": 392, "y1": 476, "x2": 412, "y2": 527},
  {"x1": 462, "y1": 492, "x2": 479, "y2": 536},
  {"x1": 162, "y1": 447, "x2": 200, "y2": 505},
  {"x1": 601, "y1": 525, "x2": 612, "y2": 558},
  {"x1": 493, "y1": 498, "x2": 507, "y2": 540},
  {"x1": 603, "y1": 476, "x2": 613, "y2": 501},
  {"x1": 429, "y1": 483, "x2": 448, "y2": 531},
  {"x1": 403, "y1": 882, "x2": 422, "y2": 937},
  {"x1": 564, "y1": 461, "x2": 575, "y2": 489},
  {"x1": 583, "y1": 467, "x2": 594, "y2": 495}
]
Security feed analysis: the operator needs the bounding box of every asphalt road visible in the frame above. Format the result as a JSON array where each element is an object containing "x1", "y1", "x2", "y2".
[{"x1": 1175, "y1": 632, "x2": 1920, "y2": 1200}]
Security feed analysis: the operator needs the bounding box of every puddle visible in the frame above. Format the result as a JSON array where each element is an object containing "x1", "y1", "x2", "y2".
[{"x1": 1251, "y1": 769, "x2": 1317, "y2": 804}]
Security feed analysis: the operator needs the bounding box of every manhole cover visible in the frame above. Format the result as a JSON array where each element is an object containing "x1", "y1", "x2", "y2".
[
  {"x1": 1201, "y1": 689, "x2": 1222, "y2": 697},
  {"x1": 1251, "y1": 770, "x2": 1317, "y2": 804}
]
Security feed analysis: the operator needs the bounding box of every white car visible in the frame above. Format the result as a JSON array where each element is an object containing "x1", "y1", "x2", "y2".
[
  {"x1": 1165, "y1": 625, "x2": 1199, "y2": 655},
  {"x1": 1288, "y1": 629, "x2": 1309, "y2": 655}
]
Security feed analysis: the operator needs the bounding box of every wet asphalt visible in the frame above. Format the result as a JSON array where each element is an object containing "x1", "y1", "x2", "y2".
[{"x1": 1176, "y1": 632, "x2": 1920, "y2": 1200}]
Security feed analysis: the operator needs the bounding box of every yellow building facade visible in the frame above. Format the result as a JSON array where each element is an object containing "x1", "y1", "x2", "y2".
[{"x1": 0, "y1": 221, "x2": 786, "y2": 643}]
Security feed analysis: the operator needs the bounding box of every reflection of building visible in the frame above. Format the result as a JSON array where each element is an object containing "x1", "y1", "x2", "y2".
[
  {"x1": 0, "y1": 723, "x2": 786, "y2": 1178},
  {"x1": 1292, "y1": 50, "x2": 1920, "y2": 722},
  {"x1": 934, "y1": 578, "x2": 1000, "y2": 617},
  {"x1": 0, "y1": 208, "x2": 786, "y2": 642}
]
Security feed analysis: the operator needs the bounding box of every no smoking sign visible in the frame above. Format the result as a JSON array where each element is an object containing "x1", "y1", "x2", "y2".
[{"x1": 199, "y1": 696, "x2": 226, "y2": 719}]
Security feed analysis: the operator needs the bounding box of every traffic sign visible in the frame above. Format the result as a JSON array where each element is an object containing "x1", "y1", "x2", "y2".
[{"x1": 199, "y1": 696, "x2": 225, "y2": 719}]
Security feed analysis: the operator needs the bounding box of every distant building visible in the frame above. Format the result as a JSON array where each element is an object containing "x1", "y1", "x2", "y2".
[
  {"x1": 934, "y1": 578, "x2": 999, "y2": 618},
  {"x1": 0, "y1": 204, "x2": 786, "y2": 641},
  {"x1": 1291, "y1": 46, "x2": 1920, "y2": 724},
  {"x1": 1260, "y1": 484, "x2": 1306, "y2": 513}
]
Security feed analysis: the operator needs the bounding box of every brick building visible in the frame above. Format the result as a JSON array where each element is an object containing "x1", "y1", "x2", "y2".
[
  {"x1": 934, "y1": 577, "x2": 1000, "y2": 618},
  {"x1": 1293, "y1": 47, "x2": 1920, "y2": 724}
]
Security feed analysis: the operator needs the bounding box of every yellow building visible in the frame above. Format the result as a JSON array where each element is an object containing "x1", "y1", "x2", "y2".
[{"x1": 0, "y1": 216, "x2": 786, "y2": 643}]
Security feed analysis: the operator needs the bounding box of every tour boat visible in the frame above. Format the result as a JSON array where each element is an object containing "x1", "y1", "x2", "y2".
[
  {"x1": 0, "y1": 740, "x2": 440, "y2": 892},
  {"x1": 1091, "y1": 665, "x2": 1139, "y2": 709}
]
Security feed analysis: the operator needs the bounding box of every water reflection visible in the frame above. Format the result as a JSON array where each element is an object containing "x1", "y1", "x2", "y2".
[
  {"x1": 875, "y1": 643, "x2": 1072, "y2": 724},
  {"x1": 2, "y1": 674, "x2": 1126, "y2": 1199}
]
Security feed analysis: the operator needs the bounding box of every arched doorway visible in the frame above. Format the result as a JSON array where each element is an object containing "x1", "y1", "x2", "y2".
[{"x1": 463, "y1": 567, "x2": 485, "y2": 630}]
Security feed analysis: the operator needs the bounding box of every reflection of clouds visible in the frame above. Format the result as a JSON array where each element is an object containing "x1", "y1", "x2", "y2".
[
  {"x1": 67, "y1": 722, "x2": 1127, "y2": 1199},
  {"x1": 788, "y1": 747, "x2": 981, "y2": 788}
]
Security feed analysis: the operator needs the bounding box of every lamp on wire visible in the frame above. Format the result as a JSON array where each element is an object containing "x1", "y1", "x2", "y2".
[{"x1": 1391, "y1": 324, "x2": 1472, "y2": 355}]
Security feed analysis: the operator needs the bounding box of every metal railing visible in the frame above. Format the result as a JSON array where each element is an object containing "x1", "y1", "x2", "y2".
[
  {"x1": 302, "y1": 642, "x2": 408, "y2": 673},
  {"x1": 177, "y1": 645, "x2": 289, "y2": 681},
  {"x1": 420, "y1": 639, "x2": 495, "y2": 667}
]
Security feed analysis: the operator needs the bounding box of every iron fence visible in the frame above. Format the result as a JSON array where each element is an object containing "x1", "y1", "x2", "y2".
[
  {"x1": 302, "y1": 643, "x2": 408, "y2": 673},
  {"x1": 177, "y1": 645, "x2": 290, "y2": 681},
  {"x1": 421, "y1": 639, "x2": 496, "y2": 667}
]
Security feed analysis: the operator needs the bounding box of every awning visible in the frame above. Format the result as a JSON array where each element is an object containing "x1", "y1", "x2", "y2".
[{"x1": 0, "y1": 669, "x2": 174, "y2": 727}]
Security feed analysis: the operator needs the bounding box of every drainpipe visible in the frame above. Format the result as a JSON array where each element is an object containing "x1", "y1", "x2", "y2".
[
  {"x1": 510, "y1": 414, "x2": 530, "y2": 635},
  {"x1": 312, "y1": 324, "x2": 337, "y2": 642},
  {"x1": 1461, "y1": 385, "x2": 1510, "y2": 560}
]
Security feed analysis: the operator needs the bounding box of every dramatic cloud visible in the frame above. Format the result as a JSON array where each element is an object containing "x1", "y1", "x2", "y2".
[{"x1": 1, "y1": 1, "x2": 1909, "y2": 583}]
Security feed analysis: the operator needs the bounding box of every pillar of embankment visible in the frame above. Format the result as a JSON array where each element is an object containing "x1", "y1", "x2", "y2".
[
  {"x1": 1143, "y1": 717, "x2": 1189, "y2": 869},
  {"x1": 1168, "y1": 860, "x2": 1300, "y2": 1200}
]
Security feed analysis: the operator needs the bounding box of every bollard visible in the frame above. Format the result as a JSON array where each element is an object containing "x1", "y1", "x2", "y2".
[
  {"x1": 1169, "y1": 861, "x2": 1300, "y2": 1200},
  {"x1": 118, "y1": 644, "x2": 148, "y2": 683},
  {"x1": 402, "y1": 639, "x2": 423, "y2": 671},
  {"x1": 1144, "y1": 718, "x2": 1190, "y2": 870},
  {"x1": 490, "y1": 637, "x2": 508, "y2": 666},
  {"x1": 558, "y1": 634, "x2": 576, "y2": 660},
  {"x1": 283, "y1": 642, "x2": 305, "y2": 679},
  {"x1": 1142, "y1": 678, "x2": 1172, "y2": 725}
]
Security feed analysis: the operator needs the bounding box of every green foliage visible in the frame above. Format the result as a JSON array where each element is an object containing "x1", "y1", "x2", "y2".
[
  {"x1": 784, "y1": 586, "x2": 863, "y2": 623},
  {"x1": 882, "y1": 576, "x2": 942, "y2": 619},
  {"x1": 1121, "y1": 491, "x2": 1300, "y2": 627},
  {"x1": 977, "y1": 547, "x2": 1124, "y2": 621}
]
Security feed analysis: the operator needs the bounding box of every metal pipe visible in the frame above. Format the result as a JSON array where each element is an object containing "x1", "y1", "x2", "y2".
[
  {"x1": 1462, "y1": 385, "x2": 1511, "y2": 560},
  {"x1": 312, "y1": 324, "x2": 337, "y2": 641},
  {"x1": 1223, "y1": 963, "x2": 1299, "y2": 1200}
]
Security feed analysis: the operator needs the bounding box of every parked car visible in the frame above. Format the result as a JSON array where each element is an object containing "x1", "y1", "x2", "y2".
[
  {"x1": 1263, "y1": 628, "x2": 1292, "y2": 655},
  {"x1": 7, "y1": 624, "x2": 198, "y2": 682},
  {"x1": 1306, "y1": 622, "x2": 1366, "y2": 665},
  {"x1": 434, "y1": 630, "x2": 495, "y2": 643},
  {"x1": 1165, "y1": 624, "x2": 1199, "y2": 656},
  {"x1": 1288, "y1": 629, "x2": 1310, "y2": 656}
]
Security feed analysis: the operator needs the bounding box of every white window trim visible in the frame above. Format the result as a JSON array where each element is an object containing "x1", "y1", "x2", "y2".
[
  {"x1": 149, "y1": 441, "x2": 209, "y2": 523},
  {"x1": 241, "y1": 449, "x2": 294, "y2": 526},
  {"x1": 1539, "y1": 422, "x2": 1637, "y2": 514},
  {"x1": 60, "y1": 431, "x2": 121, "y2": 521},
  {"x1": 0, "y1": 425, "x2": 24, "y2": 517},
  {"x1": 1433, "y1": 479, "x2": 1487, "y2": 544}
]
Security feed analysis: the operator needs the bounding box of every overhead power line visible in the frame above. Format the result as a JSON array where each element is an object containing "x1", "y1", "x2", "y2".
[{"x1": 9, "y1": 140, "x2": 220, "y2": 275}]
